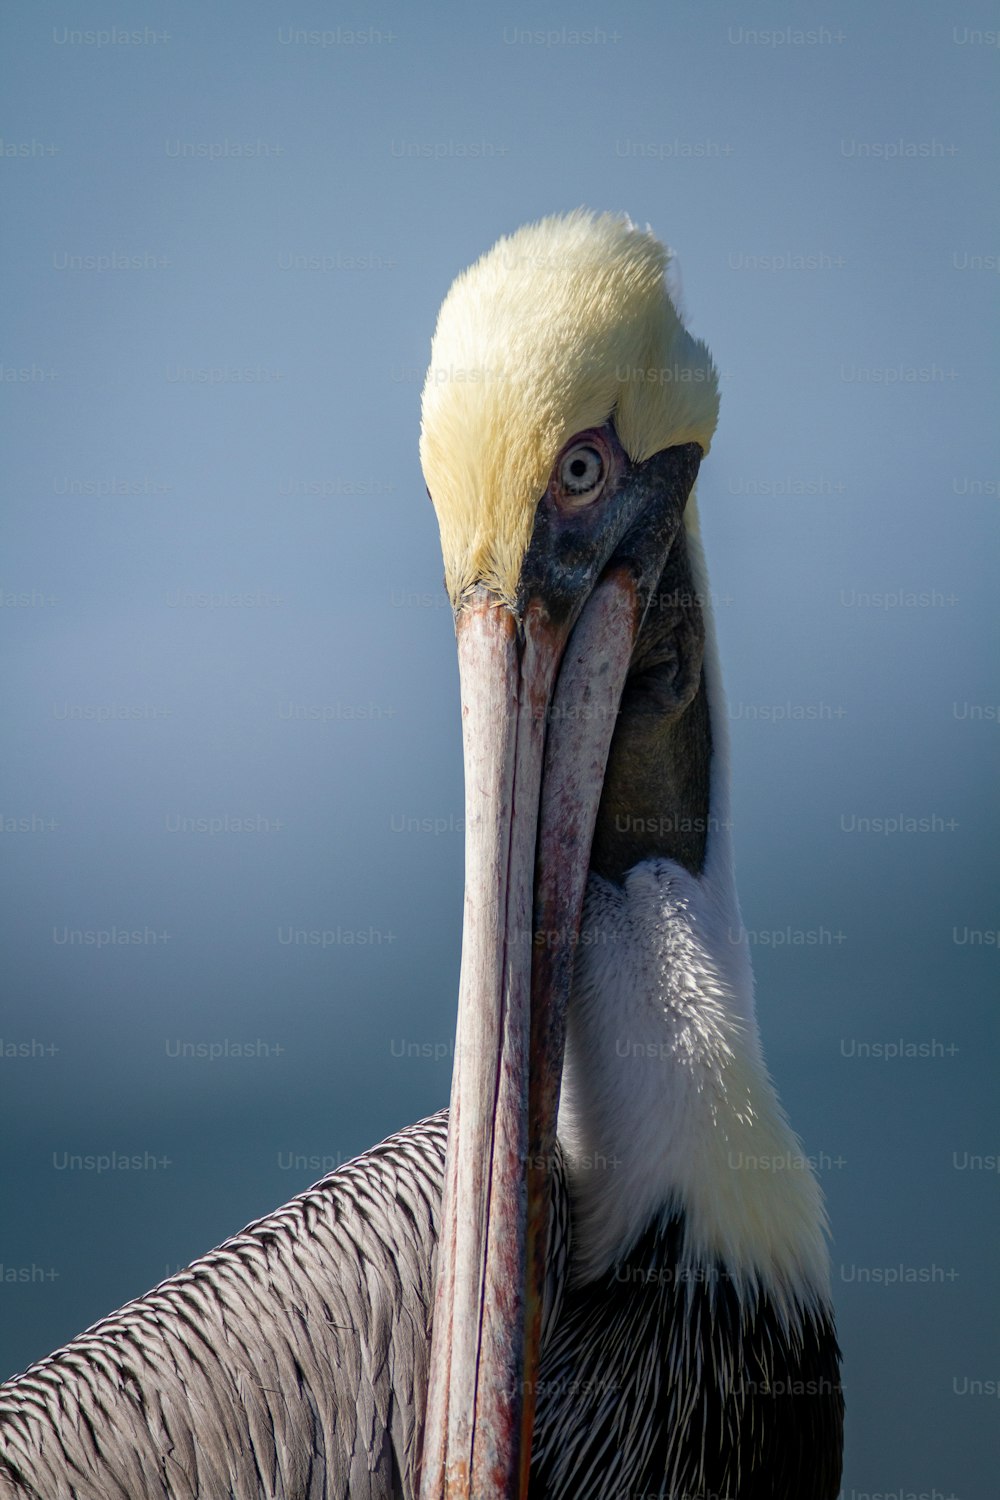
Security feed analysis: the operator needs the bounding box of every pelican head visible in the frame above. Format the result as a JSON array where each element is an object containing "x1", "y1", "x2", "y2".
[{"x1": 418, "y1": 211, "x2": 720, "y2": 1499}]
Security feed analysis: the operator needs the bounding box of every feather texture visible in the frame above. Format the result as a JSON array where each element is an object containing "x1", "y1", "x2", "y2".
[{"x1": 0, "y1": 1109, "x2": 840, "y2": 1499}]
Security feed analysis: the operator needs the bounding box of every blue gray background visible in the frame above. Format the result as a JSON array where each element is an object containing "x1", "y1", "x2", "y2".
[{"x1": 2, "y1": 2, "x2": 997, "y2": 1493}]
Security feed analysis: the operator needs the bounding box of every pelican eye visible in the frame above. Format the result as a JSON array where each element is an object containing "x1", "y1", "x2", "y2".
[{"x1": 556, "y1": 443, "x2": 606, "y2": 508}]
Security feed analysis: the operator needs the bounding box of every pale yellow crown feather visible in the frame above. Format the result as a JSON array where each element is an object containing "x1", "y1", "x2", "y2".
[{"x1": 420, "y1": 210, "x2": 719, "y2": 604}]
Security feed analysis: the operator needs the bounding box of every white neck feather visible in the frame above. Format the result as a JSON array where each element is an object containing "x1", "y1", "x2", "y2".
[{"x1": 557, "y1": 505, "x2": 831, "y2": 1319}]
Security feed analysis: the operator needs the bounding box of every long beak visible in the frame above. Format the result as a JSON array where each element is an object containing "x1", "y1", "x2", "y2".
[
  {"x1": 418, "y1": 588, "x2": 556, "y2": 1500},
  {"x1": 419, "y1": 452, "x2": 699, "y2": 1499}
]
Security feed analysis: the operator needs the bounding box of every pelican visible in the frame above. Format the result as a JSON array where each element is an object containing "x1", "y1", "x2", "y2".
[{"x1": 0, "y1": 211, "x2": 843, "y2": 1499}]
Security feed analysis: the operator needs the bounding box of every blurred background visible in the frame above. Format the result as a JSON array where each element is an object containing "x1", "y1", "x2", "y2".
[{"x1": 1, "y1": 1, "x2": 996, "y2": 1492}]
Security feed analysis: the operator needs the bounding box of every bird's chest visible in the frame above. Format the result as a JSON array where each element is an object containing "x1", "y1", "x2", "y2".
[{"x1": 528, "y1": 1217, "x2": 843, "y2": 1500}]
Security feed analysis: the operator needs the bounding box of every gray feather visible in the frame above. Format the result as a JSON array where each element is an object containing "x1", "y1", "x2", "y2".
[{"x1": 0, "y1": 1114, "x2": 571, "y2": 1500}]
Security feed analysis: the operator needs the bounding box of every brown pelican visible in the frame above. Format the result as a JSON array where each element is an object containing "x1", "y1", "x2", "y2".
[{"x1": 0, "y1": 211, "x2": 843, "y2": 1499}]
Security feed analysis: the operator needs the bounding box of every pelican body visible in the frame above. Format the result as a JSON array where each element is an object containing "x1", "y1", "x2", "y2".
[{"x1": 0, "y1": 212, "x2": 843, "y2": 1499}]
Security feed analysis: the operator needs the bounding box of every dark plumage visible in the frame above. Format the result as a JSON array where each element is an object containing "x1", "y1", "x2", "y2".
[{"x1": 0, "y1": 1115, "x2": 840, "y2": 1499}]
